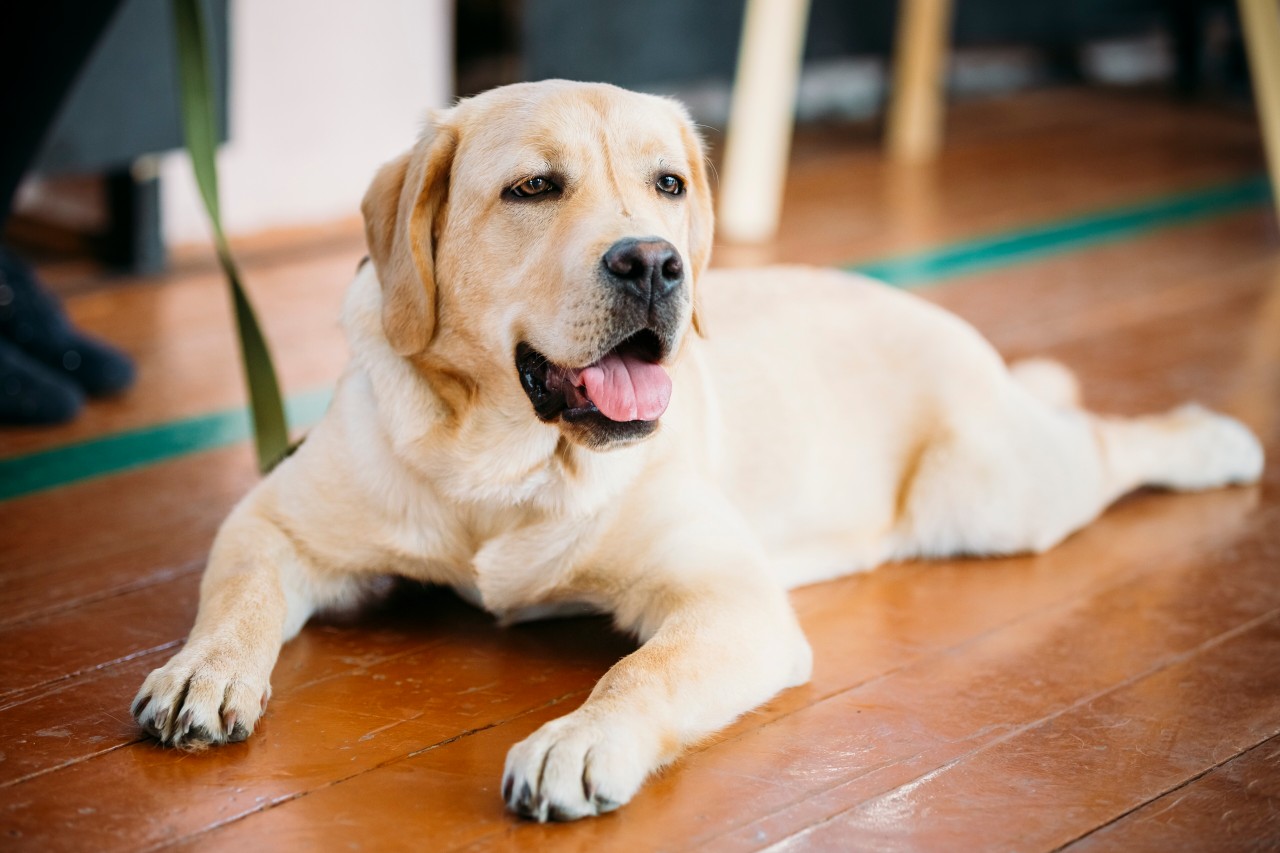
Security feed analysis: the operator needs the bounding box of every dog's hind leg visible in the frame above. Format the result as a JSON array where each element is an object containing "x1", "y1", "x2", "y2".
[
  {"x1": 1090, "y1": 403, "x2": 1265, "y2": 497},
  {"x1": 131, "y1": 493, "x2": 362, "y2": 749},
  {"x1": 900, "y1": 383, "x2": 1265, "y2": 560}
]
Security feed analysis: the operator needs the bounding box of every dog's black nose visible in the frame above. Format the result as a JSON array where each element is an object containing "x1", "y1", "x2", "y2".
[{"x1": 602, "y1": 237, "x2": 683, "y2": 303}]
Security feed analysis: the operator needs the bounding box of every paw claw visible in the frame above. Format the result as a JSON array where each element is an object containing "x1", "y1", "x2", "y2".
[
  {"x1": 502, "y1": 712, "x2": 650, "y2": 821},
  {"x1": 514, "y1": 781, "x2": 533, "y2": 815},
  {"x1": 153, "y1": 708, "x2": 171, "y2": 739},
  {"x1": 131, "y1": 644, "x2": 268, "y2": 750},
  {"x1": 593, "y1": 795, "x2": 623, "y2": 814}
]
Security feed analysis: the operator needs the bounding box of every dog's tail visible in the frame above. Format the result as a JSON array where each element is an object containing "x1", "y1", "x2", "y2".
[{"x1": 1009, "y1": 358, "x2": 1081, "y2": 410}]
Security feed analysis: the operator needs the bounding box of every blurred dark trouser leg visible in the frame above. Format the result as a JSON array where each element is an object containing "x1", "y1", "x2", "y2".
[
  {"x1": 0, "y1": 0, "x2": 127, "y2": 225},
  {"x1": 0, "y1": 251, "x2": 136, "y2": 397},
  {"x1": 0, "y1": 0, "x2": 134, "y2": 425},
  {"x1": 0, "y1": 338, "x2": 84, "y2": 425}
]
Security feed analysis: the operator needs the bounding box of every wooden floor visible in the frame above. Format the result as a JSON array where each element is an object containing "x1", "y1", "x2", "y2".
[{"x1": 3, "y1": 87, "x2": 1279, "y2": 851}]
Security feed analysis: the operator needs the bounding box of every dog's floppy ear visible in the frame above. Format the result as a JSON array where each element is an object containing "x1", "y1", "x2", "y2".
[
  {"x1": 361, "y1": 119, "x2": 457, "y2": 356},
  {"x1": 676, "y1": 110, "x2": 715, "y2": 336}
]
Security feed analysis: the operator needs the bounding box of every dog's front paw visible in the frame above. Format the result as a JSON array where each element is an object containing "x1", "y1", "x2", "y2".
[
  {"x1": 502, "y1": 711, "x2": 657, "y2": 821},
  {"x1": 131, "y1": 640, "x2": 271, "y2": 749}
]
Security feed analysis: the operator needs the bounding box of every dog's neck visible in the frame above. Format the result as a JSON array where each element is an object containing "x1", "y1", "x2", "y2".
[{"x1": 409, "y1": 384, "x2": 650, "y2": 515}]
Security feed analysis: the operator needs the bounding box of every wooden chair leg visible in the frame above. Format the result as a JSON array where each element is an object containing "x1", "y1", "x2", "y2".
[
  {"x1": 717, "y1": 0, "x2": 812, "y2": 244},
  {"x1": 886, "y1": 0, "x2": 954, "y2": 163},
  {"x1": 1239, "y1": 0, "x2": 1280, "y2": 224}
]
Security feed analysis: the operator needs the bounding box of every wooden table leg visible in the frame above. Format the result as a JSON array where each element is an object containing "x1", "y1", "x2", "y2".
[
  {"x1": 886, "y1": 0, "x2": 954, "y2": 163},
  {"x1": 717, "y1": 0, "x2": 812, "y2": 244},
  {"x1": 1239, "y1": 0, "x2": 1280, "y2": 224}
]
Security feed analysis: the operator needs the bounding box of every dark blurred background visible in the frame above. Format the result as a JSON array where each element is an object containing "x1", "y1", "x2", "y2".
[
  {"x1": 5, "y1": 0, "x2": 1256, "y2": 273},
  {"x1": 461, "y1": 0, "x2": 1249, "y2": 114}
]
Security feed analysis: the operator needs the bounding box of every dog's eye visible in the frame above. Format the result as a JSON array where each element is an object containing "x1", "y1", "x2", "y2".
[
  {"x1": 508, "y1": 176, "x2": 557, "y2": 198},
  {"x1": 656, "y1": 175, "x2": 685, "y2": 196}
]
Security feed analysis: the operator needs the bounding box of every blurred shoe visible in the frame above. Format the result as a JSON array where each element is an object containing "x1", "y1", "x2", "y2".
[
  {"x1": 0, "y1": 248, "x2": 135, "y2": 397},
  {"x1": 0, "y1": 336, "x2": 83, "y2": 425}
]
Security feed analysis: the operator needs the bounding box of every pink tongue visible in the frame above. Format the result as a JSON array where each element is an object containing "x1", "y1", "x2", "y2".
[{"x1": 574, "y1": 352, "x2": 672, "y2": 422}]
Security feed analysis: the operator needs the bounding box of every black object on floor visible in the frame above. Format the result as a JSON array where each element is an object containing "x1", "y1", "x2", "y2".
[
  {"x1": 0, "y1": 250, "x2": 135, "y2": 403},
  {"x1": 0, "y1": 337, "x2": 83, "y2": 425}
]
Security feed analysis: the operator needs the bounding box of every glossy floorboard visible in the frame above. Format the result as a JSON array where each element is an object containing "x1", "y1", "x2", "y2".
[{"x1": 1, "y1": 88, "x2": 1278, "y2": 851}]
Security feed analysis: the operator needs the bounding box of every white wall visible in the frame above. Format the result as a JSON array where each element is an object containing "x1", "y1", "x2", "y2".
[{"x1": 161, "y1": 0, "x2": 452, "y2": 245}]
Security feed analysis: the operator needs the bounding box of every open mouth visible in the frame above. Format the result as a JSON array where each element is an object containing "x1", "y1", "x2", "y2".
[{"x1": 517, "y1": 328, "x2": 671, "y2": 425}]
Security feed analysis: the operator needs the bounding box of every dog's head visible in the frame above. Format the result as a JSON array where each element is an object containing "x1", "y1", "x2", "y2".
[{"x1": 361, "y1": 80, "x2": 714, "y2": 450}]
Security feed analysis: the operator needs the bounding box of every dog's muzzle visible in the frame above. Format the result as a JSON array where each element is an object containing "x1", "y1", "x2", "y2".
[{"x1": 516, "y1": 325, "x2": 670, "y2": 426}]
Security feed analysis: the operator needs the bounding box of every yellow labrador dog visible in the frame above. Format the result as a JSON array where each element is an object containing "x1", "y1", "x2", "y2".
[{"x1": 132, "y1": 80, "x2": 1264, "y2": 821}]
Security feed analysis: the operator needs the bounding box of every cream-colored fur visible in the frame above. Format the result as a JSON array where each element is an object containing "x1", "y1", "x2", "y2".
[{"x1": 132, "y1": 80, "x2": 1265, "y2": 821}]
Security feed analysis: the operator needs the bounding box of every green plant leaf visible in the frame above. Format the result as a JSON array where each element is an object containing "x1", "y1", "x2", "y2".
[{"x1": 171, "y1": 0, "x2": 289, "y2": 472}]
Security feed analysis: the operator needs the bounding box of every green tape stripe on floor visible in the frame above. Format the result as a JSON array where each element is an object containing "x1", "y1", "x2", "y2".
[
  {"x1": 852, "y1": 175, "x2": 1272, "y2": 285},
  {"x1": 0, "y1": 174, "x2": 1271, "y2": 503},
  {"x1": 0, "y1": 389, "x2": 332, "y2": 503}
]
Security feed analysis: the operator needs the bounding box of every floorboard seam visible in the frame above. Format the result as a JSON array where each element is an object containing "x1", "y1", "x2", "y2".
[
  {"x1": 0, "y1": 559, "x2": 205, "y2": 632},
  {"x1": 4, "y1": 529, "x2": 211, "y2": 583},
  {"x1": 141, "y1": 687, "x2": 593, "y2": 852},
  {"x1": 1048, "y1": 730, "x2": 1280, "y2": 852},
  {"x1": 751, "y1": 607, "x2": 1280, "y2": 852},
  {"x1": 655, "y1": 533, "x2": 1277, "y2": 848},
  {"x1": 0, "y1": 739, "x2": 145, "y2": 789},
  {"x1": 445, "y1": 548, "x2": 1278, "y2": 852},
  {"x1": 0, "y1": 640, "x2": 182, "y2": 707},
  {"x1": 5, "y1": 499, "x2": 1267, "y2": 818},
  {"x1": 0, "y1": 634, "x2": 460, "y2": 788}
]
